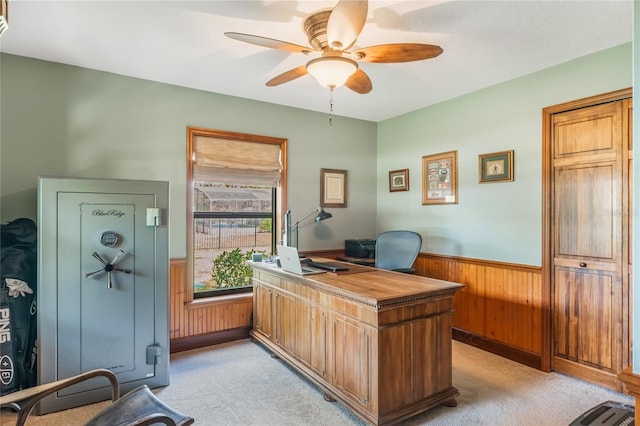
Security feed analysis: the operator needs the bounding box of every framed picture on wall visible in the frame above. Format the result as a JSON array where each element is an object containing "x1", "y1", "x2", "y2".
[
  {"x1": 389, "y1": 169, "x2": 409, "y2": 192},
  {"x1": 422, "y1": 150, "x2": 458, "y2": 205},
  {"x1": 320, "y1": 168, "x2": 347, "y2": 208},
  {"x1": 478, "y1": 150, "x2": 514, "y2": 183}
]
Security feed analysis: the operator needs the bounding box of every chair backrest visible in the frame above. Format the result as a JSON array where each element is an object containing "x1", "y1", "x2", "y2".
[{"x1": 375, "y1": 230, "x2": 422, "y2": 272}]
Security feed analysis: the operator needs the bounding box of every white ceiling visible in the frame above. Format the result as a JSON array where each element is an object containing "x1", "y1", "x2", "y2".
[{"x1": 0, "y1": 1, "x2": 633, "y2": 122}]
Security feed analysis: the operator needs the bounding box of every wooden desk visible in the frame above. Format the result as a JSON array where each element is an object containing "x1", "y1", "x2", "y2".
[{"x1": 249, "y1": 259, "x2": 464, "y2": 425}]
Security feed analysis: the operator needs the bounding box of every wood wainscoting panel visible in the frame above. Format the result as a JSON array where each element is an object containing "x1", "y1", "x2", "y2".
[
  {"x1": 170, "y1": 259, "x2": 189, "y2": 338},
  {"x1": 414, "y1": 253, "x2": 544, "y2": 368},
  {"x1": 170, "y1": 254, "x2": 544, "y2": 366},
  {"x1": 170, "y1": 259, "x2": 252, "y2": 351}
]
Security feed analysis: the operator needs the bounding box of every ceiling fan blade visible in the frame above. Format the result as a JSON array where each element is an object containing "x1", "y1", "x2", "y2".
[
  {"x1": 352, "y1": 43, "x2": 443, "y2": 63},
  {"x1": 266, "y1": 65, "x2": 309, "y2": 87},
  {"x1": 225, "y1": 32, "x2": 314, "y2": 54},
  {"x1": 345, "y1": 68, "x2": 372, "y2": 94},
  {"x1": 327, "y1": 0, "x2": 368, "y2": 51}
]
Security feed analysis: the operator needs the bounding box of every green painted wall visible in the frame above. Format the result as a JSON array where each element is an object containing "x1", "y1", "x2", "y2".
[
  {"x1": 0, "y1": 43, "x2": 633, "y2": 264},
  {"x1": 377, "y1": 43, "x2": 632, "y2": 266},
  {"x1": 0, "y1": 54, "x2": 378, "y2": 258}
]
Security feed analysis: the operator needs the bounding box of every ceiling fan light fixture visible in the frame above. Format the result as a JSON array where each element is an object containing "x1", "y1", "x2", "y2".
[{"x1": 306, "y1": 57, "x2": 358, "y2": 89}]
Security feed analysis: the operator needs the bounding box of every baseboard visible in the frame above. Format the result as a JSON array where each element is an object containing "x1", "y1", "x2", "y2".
[
  {"x1": 170, "y1": 326, "x2": 251, "y2": 353},
  {"x1": 452, "y1": 328, "x2": 542, "y2": 370}
]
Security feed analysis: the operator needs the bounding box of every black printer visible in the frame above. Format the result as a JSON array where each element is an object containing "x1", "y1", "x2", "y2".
[{"x1": 345, "y1": 239, "x2": 376, "y2": 258}]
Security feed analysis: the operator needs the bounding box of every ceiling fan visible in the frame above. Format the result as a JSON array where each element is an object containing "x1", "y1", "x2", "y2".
[{"x1": 225, "y1": 0, "x2": 443, "y2": 94}]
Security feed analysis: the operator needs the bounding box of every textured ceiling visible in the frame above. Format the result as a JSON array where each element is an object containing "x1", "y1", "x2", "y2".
[{"x1": 0, "y1": 1, "x2": 633, "y2": 122}]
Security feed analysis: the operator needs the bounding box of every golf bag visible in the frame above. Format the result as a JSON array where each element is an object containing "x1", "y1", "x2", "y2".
[{"x1": 0, "y1": 218, "x2": 37, "y2": 395}]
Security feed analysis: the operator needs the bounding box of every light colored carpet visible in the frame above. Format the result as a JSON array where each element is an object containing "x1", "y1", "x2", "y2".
[{"x1": 1, "y1": 339, "x2": 634, "y2": 425}]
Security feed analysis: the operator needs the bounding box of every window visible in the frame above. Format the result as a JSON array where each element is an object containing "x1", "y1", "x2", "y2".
[
  {"x1": 192, "y1": 183, "x2": 274, "y2": 297},
  {"x1": 187, "y1": 127, "x2": 287, "y2": 300}
]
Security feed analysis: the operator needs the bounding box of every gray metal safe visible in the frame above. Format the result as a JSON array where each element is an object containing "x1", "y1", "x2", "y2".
[{"x1": 37, "y1": 177, "x2": 170, "y2": 414}]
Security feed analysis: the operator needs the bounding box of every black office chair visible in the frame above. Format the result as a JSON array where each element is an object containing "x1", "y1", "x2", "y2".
[
  {"x1": 375, "y1": 230, "x2": 422, "y2": 274},
  {"x1": 0, "y1": 369, "x2": 194, "y2": 426}
]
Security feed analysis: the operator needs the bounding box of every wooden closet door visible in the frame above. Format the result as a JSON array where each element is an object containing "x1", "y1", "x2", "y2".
[{"x1": 551, "y1": 99, "x2": 629, "y2": 391}]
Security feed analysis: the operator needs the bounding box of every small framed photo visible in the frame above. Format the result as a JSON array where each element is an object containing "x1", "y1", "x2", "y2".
[
  {"x1": 479, "y1": 150, "x2": 514, "y2": 183},
  {"x1": 320, "y1": 168, "x2": 347, "y2": 208},
  {"x1": 422, "y1": 150, "x2": 458, "y2": 205},
  {"x1": 389, "y1": 169, "x2": 409, "y2": 192}
]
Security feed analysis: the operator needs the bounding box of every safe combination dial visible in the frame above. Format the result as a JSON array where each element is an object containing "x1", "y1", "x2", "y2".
[{"x1": 99, "y1": 230, "x2": 120, "y2": 247}]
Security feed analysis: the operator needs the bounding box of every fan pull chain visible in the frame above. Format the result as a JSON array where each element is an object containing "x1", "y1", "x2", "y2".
[{"x1": 329, "y1": 88, "x2": 334, "y2": 126}]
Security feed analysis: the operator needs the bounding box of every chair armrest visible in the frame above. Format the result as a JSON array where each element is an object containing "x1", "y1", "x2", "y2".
[{"x1": 0, "y1": 368, "x2": 119, "y2": 426}]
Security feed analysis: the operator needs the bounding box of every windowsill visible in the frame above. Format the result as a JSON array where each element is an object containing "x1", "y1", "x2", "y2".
[{"x1": 185, "y1": 291, "x2": 253, "y2": 309}]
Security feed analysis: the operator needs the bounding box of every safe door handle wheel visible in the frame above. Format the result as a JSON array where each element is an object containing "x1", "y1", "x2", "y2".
[{"x1": 85, "y1": 250, "x2": 132, "y2": 289}]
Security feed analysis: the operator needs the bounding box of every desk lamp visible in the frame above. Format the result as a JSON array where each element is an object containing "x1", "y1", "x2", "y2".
[{"x1": 283, "y1": 207, "x2": 333, "y2": 248}]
